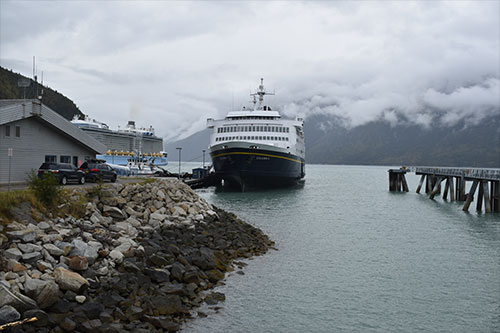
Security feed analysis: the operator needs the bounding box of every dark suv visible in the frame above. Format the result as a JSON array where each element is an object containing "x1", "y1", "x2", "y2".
[
  {"x1": 38, "y1": 163, "x2": 85, "y2": 185},
  {"x1": 79, "y1": 161, "x2": 117, "y2": 182}
]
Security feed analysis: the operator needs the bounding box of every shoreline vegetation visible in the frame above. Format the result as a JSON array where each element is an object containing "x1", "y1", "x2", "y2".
[{"x1": 0, "y1": 178, "x2": 274, "y2": 332}]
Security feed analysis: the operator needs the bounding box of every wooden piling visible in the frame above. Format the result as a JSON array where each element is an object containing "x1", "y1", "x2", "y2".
[
  {"x1": 449, "y1": 177, "x2": 455, "y2": 201},
  {"x1": 492, "y1": 181, "x2": 500, "y2": 212},
  {"x1": 429, "y1": 177, "x2": 443, "y2": 200},
  {"x1": 463, "y1": 180, "x2": 479, "y2": 212},
  {"x1": 443, "y1": 177, "x2": 450, "y2": 200},
  {"x1": 476, "y1": 181, "x2": 484, "y2": 211},
  {"x1": 482, "y1": 181, "x2": 491, "y2": 213},
  {"x1": 416, "y1": 175, "x2": 425, "y2": 193}
]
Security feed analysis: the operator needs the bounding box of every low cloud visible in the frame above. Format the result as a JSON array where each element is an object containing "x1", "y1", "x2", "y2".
[{"x1": 0, "y1": 1, "x2": 498, "y2": 140}]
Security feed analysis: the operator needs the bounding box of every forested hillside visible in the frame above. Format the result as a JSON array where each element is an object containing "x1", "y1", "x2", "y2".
[{"x1": 0, "y1": 66, "x2": 83, "y2": 120}]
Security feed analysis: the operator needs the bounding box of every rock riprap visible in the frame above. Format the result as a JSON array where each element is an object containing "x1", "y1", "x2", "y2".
[{"x1": 0, "y1": 179, "x2": 274, "y2": 332}]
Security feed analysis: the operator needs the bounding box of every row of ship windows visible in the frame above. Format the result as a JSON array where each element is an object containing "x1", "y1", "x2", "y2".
[
  {"x1": 217, "y1": 126, "x2": 290, "y2": 133},
  {"x1": 216, "y1": 136, "x2": 290, "y2": 142}
]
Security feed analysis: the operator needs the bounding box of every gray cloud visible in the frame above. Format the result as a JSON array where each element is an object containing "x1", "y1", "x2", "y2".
[{"x1": 1, "y1": 1, "x2": 498, "y2": 141}]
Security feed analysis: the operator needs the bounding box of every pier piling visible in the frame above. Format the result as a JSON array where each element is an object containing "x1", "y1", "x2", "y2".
[{"x1": 389, "y1": 167, "x2": 500, "y2": 213}]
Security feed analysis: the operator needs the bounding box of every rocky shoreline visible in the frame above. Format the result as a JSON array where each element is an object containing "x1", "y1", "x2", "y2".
[{"x1": 0, "y1": 179, "x2": 274, "y2": 332}]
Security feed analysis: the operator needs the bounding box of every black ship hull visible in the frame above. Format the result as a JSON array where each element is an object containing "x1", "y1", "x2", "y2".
[{"x1": 210, "y1": 147, "x2": 305, "y2": 190}]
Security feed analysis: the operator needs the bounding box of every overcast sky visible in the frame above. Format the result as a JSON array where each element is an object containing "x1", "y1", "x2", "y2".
[{"x1": 1, "y1": 1, "x2": 498, "y2": 140}]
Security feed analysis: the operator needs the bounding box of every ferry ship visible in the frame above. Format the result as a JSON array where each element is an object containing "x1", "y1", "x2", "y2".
[{"x1": 207, "y1": 79, "x2": 305, "y2": 190}]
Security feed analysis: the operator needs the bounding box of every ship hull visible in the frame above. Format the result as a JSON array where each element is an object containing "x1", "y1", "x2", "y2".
[{"x1": 210, "y1": 147, "x2": 305, "y2": 190}]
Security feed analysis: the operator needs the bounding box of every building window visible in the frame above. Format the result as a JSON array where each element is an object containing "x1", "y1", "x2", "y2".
[
  {"x1": 5, "y1": 125, "x2": 10, "y2": 137},
  {"x1": 15, "y1": 126, "x2": 20, "y2": 137},
  {"x1": 60, "y1": 155, "x2": 71, "y2": 163},
  {"x1": 45, "y1": 155, "x2": 56, "y2": 162},
  {"x1": 73, "y1": 156, "x2": 78, "y2": 167}
]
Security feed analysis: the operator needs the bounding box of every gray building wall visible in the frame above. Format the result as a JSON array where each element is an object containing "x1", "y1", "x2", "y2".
[{"x1": 0, "y1": 117, "x2": 98, "y2": 183}]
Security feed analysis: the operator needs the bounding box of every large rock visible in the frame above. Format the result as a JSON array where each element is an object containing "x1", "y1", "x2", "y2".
[
  {"x1": 24, "y1": 279, "x2": 60, "y2": 309},
  {"x1": 5, "y1": 230, "x2": 37, "y2": 242},
  {"x1": 54, "y1": 267, "x2": 89, "y2": 292},
  {"x1": 43, "y1": 243, "x2": 64, "y2": 257},
  {"x1": 0, "y1": 285, "x2": 37, "y2": 313},
  {"x1": 4, "y1": 248, "x2": 23, "y2": 261},
  {"x1": 151, "y1": 295, "x2": 187, "y2": 315},
  {"x1": 102, "y1": 205, "x2": 127, "y2": 220},
  {"x1": 0, "y1": 305, "x2": 20, "y2": 325}
]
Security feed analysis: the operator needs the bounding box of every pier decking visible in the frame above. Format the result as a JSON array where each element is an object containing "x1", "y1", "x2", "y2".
[{"x1": 388, "y1": 167, "x2": 500, "y2": 213}]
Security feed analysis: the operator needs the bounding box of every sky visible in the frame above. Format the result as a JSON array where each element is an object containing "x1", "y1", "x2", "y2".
[{"x1": 1, "y1": 1, "x2": 499, "y2": 141}]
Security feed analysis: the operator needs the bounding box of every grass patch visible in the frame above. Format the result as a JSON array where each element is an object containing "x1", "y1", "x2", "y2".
[{"x1": 0, "y1": 190, "x2": 33, "y2": 222}]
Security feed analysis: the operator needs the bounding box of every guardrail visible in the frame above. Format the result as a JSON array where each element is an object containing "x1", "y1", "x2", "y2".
[{"x1": 414, "y1": 167, "x2": 500, "y2": 181}]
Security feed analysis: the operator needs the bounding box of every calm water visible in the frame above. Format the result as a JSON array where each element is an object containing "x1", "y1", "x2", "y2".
[{"x1": 182, "y1": 164, "x2": 500, "y2": 333}]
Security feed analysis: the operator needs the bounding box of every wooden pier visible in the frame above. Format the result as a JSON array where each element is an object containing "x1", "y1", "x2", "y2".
[{"x1": 389, "y1": 167, "x2": 500, "y2": 213}]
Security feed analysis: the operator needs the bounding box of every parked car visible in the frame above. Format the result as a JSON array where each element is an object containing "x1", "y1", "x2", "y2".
[
  {"x1": 37, "y1": 163, "x2": 85, "y2": 185},
  {"x1": 79, "y1": 161, "x2": 117, "y2": 182}
]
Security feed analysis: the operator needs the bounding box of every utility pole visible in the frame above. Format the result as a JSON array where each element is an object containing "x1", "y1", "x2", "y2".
[{"x1": 176, "y1": 147, "x2": 182, "y2": 179}]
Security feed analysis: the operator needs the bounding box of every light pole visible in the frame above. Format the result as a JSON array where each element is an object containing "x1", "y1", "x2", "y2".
[
  {"x1": 176, "y1": 147, "x2": 182, "y2": 179},
  {"x1": 202, "y1": 150, "x2": 205, "y2": 169}
]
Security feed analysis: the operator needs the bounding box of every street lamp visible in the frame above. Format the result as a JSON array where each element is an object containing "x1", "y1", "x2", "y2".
[{"x1": 176, "y1": 147, "x2": 182, "y2": 179}]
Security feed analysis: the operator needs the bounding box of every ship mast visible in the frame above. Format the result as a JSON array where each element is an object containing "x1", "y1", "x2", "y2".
[{"x1": 250, "y1": 78, "x2": 274, "y2": 110}]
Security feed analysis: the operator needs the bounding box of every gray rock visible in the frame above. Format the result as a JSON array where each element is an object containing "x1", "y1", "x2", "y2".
[
  {"x1": 149, "y1": 212, "x2": 167, "y2": 222},
  {"x1": 60, "y1": 317, "x2": 76, "y2": 331},
  {"x1": 37, "y1": 222, "x2": 51, "y2": 230},
  {"x1": 24, "y1": 279, "x2": 60, "y2": 309},
  {"x1": 0, "y1": 284, "x2": 37, "y2": 313},
  {"x1": 42, "y1": 244, "x2": 64, "y2": 257},
  {"x1": 151, "y1": 295, "x2": 187, "y2": 315},
  {"x1": 170, "y1": 262, "x2": 185, "y2": 282},
  {"x1": 23, "y1": 309, "x2": 49, "y2": 327},
  {"x1": 4, "y1": 248, "x2": 23, "y2": 261},
  {"x1": 0, "y1": 305, "x2": 20, "y2": 325},
  {"x1": 69, "y1": 240, "x2": 98, "y2": 264},
  {"x1": 17, "y1": 243, "x2": 42, "y2": 253},
  {"x1": 102, "y1": 205, "x2": 127, "y2": 220},
  {"x1": 21, "y1": 251, "x2": 42, "y2": 264},
  {"x1": 6, "y1": 230, "x2": 37, "y2": 242},
  {"x1": 109, "y1": 250, "x2": 124, "y2": 264}
]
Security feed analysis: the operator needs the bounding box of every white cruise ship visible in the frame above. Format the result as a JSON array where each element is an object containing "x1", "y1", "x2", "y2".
[{"x1": 207, "y1": 79, "x2": 305, "y2": 190}]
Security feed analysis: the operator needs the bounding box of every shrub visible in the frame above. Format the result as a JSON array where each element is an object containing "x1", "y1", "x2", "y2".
[{"x1": 27, "y1": 171, "x2": 62, "y2": 207}]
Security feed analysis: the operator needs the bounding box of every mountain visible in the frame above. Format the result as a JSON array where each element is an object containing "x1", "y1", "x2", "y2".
[
  {"x1": 0, "y1": 66, "x2": 83, "y2": 120},
  {"x1": 164, "y1": 113, "x2": 500, "y2": 167},
  {"x1": 164, "y1": 129, "x2": 212, "y2": 162}
]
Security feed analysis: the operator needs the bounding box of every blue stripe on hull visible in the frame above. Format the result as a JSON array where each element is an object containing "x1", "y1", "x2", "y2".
[{"x1": 210, "y1": 147, "x2": 305, "y2": 190}]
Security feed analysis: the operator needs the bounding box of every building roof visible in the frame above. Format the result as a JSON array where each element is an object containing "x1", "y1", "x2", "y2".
[{"x1": 0, "y1": 99, "x2": 107, "y2": 154}]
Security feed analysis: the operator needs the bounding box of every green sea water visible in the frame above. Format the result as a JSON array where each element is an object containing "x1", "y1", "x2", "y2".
[{"x1": 181, "y1": 164, "x2": 500, "y2": 332}]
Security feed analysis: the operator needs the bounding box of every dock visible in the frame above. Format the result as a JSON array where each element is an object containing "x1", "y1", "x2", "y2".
[{"x1": 388, "y1": 167, "x2": 500, "y2": 213}]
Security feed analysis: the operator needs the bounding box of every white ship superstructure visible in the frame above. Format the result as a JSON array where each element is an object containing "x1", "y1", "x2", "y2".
[{"x1": 207, "y1": 79, "x2": 305, "y2": 189}]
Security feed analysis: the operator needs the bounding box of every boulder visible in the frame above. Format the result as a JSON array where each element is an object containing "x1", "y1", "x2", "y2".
[
  {"x1": 102, "y1": 205, "x2": 127, "y2": 220},
  {"x1": 151, "y1": 295, "x2": 187, "y2": 315},
  {"x1": 54, "y1": 267, "x2": 89, "y2": 292},
  {"x1": 21, "y1": 251, "x2": 42, "y2": 264},
  {"x1": 5, "y1": 230, "x2": 37, "y2": 242},
  {"x1": 4, "y1": 248, "x2": 23, "y2": 261},
  {"x1": 0, "y1": 305, "x2": 20, "y2": 325},
  {"x1": 0, "y1": 285, "x2": 37, "y2": 313},
  {"x1": 24, "y1": 279, "x2": 60, "y2": 309},
  {"x1": 69, "y1": 240, "x2": 98, "y2": 264}
]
